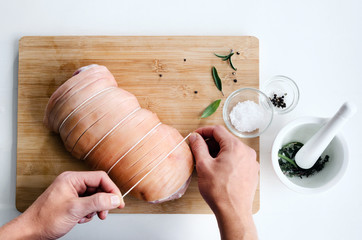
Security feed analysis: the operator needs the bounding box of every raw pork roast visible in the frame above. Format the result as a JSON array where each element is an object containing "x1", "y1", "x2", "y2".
[{"x1": 44, "y1": 64, "x2": 194, "y2": 203}]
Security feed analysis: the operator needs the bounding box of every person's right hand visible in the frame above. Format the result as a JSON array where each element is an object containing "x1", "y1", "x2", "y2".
[
  {"x1": 0, "y1": 171, "x2": 124, "y2": 240},
  {"x1": 188, "y1": 125, "x2": 259, "y2": 240}
]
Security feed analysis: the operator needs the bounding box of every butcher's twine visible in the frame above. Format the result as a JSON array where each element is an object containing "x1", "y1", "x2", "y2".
[
  {"x1": 82, "y1": 107, "x2": 141, "y2": 160},
  {"x1": 121, "y1": 133, "x2": 191, "y2": 198},
  {"x1": 106, "y1": 122, "x2": 162, "y2": 174},
  {"x1": 59, "y1": 87, "x2": 116, "y2": 132}
]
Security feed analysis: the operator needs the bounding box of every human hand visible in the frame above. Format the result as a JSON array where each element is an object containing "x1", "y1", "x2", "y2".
[
  {"x1": 0, "y1": 171, "x2": 124, "y2": 239},
  {"x1": 189, "y1": 125, "x2": 259, "y2": 239},
  {"x1": 189, "y1": 125, "x2": 259, "y2": 214}
]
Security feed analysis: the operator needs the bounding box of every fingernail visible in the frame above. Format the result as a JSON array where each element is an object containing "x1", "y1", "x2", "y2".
[
  {"x1": 111, "y1": 195, "x2": 121, "y2": 207},
  {"x1": 189, "y1": 133, "x2": 197, "y2": 143}
]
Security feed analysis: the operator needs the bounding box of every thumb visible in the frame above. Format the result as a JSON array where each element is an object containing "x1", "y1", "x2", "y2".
[
  {"x1": 76, "y1": 193, "x2": 124, "y2": 217},
  {"x1": 189, "y1": 133, "x2": 211, "y2": 163}
]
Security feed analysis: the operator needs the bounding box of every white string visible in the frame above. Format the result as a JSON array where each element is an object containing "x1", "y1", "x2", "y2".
[
  {"x1": 121, "y1": 133, "x2": 191, "y2": 198},
  {"x1": 106, "y1": 122, "x2": 162, "y2": 174},
  {"x1": 82, "y1": 107, "x2": 141, "y2": 160},
  {"x1": 58, "y1": 87, "x2": 115, "y2": 132}
]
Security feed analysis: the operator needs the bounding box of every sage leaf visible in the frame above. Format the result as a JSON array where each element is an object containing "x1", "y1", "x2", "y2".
[
  {"x1": 212, "y1": 66, "x2": 223, "y2": 95},
  {"x1": 201, "y1": 99, "x2": 221, "y2": 118}
]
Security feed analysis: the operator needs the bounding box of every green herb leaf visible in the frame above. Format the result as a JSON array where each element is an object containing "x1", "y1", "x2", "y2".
[
  {"x1": 229, "y1": 57, "x2": 237, "y2": 71},
  {"x1": 214, "y1": 53, "x2": 229, "y2": 59},
  {"x1": 215, "y1": 52, "x2": 234, "y2": 61},
  {"x1": 212, "y1": 66, "x2": 223, "y2": 95},
  {"x1": 278, "y1": 153, "x2": 297, "y2": 168},
  {"x1": 201, "y1": 99, "x2": 221, "y2": 118},
  {"x1": 214, "y1": 52, "x2": 237, "y2": 70}
]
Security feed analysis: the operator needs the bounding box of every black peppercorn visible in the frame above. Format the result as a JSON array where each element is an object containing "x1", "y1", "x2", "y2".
[
  {"x1": 233, "y1": 79, "x2": 237, "y2": 83},
  {"x1": 194, "y1": 90, "x2": 198, "y2": 94},
  {"x1": 270, "y1": 93, "x2": 287, "y2": 109},
  {"x1": 159, "y1": 74, "x2": 162, "y2": 77},
  {"x1": 184, "y1": 58, "x2": 186, "y2": 62},
  {"x1": 236, "y1": 52, "x2": 240, "y2": 55}
]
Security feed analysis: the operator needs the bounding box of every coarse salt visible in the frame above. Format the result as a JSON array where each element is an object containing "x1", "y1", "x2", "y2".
[{"x1": 229, "y1": 100, "x2": 266, "y2": 132}]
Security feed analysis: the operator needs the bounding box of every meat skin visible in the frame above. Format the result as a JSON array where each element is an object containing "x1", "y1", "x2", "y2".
[{"x1": 44, "y1": 65, "x2": 194, "y2": 203}]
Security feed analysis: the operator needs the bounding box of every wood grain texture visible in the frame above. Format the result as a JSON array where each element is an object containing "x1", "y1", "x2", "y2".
[{"x1": 17, "y1": 36, "x2": 260, "y2": 214}]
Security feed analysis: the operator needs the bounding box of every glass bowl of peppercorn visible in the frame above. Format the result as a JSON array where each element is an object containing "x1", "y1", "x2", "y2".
[
  {"x1": 263, "y1": 75, "x2": 300, "y2": 114},
  {"x1": 271, "y1": 117, "x2": 349, "y2": 193}
]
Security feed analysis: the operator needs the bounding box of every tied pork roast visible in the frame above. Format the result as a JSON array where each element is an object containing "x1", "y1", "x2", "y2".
[{"x1": 44, "y1": 64, "x2": 194, "y2": 203}]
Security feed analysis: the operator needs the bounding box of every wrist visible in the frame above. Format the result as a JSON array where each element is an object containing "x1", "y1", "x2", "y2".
[
  {"x1": 213, "y1": 202, "x2": 257, "y2": 240},
  {"x1": 213, "y1": 198, "x2": 252, "y2": 218},
  {"x1": 214, "y1": 201, "x2": 253, "y2": 224},
  {"x1": 4, "y1": 211, "x2": 44, "y2": 240},
  {"x1": 0, "y1": 215, "x2": 38, "y2": 240}
]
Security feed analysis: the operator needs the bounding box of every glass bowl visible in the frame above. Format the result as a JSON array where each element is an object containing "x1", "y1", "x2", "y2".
[
  {"x1": 223, "y1": 88, "x2": 274, "y2": 138},
  {"x1": 263, "y1": 75, "x2": 300, "y2": 114}
]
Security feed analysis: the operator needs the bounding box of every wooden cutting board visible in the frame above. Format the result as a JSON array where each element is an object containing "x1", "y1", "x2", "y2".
[{"x1": 17, "y1": 36, "x2": 259, "y2": 214}]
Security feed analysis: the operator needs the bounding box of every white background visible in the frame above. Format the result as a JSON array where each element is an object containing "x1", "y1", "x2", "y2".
[{"x1": 1, "y1": 0, "x2": 362, "y2": 239}]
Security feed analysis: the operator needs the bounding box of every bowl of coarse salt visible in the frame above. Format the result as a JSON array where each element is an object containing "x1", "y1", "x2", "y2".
[{"x1": 223, "y1": 88, "x2": 274, "y2": 138}]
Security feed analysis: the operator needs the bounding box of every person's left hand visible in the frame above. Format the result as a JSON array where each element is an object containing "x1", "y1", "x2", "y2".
[{"x1": 7, "y1": 171, "x2": 124, "y2": 239}]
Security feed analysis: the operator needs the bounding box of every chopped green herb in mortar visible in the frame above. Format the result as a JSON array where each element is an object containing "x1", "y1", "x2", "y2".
[{"x1": 278, "y1": 142, "x2": 329, "y2": 178}]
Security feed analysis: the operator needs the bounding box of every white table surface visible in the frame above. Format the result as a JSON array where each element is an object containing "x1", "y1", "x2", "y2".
[{"x1": 1, "y1": 0, "x2": 362, "y2": 239}]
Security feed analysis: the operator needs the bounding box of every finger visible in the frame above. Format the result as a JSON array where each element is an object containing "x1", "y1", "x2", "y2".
[
  {"x1": 195, "y1": 125, "x2": 233, "y2": 149},
  {"x1": 69, "y1": 171, "x2": 122, "y2": 197},
  {"x1": 189, "y1": 132, "x2": 212, "y2": 162},
  {"x1": 97, "y1": 210, "x2": 108, "y2": 220},
  {"x1": 96, "y1": 187, "x2": 124, "y2": 210},
  {"x1": 76, "y1": 192, "x2": 125, "y2": 217}
]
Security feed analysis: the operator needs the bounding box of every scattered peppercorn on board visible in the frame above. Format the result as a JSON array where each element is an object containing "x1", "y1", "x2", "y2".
[{"x1": 17, "y1": 36, "x2": 260, "y2": 214}]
